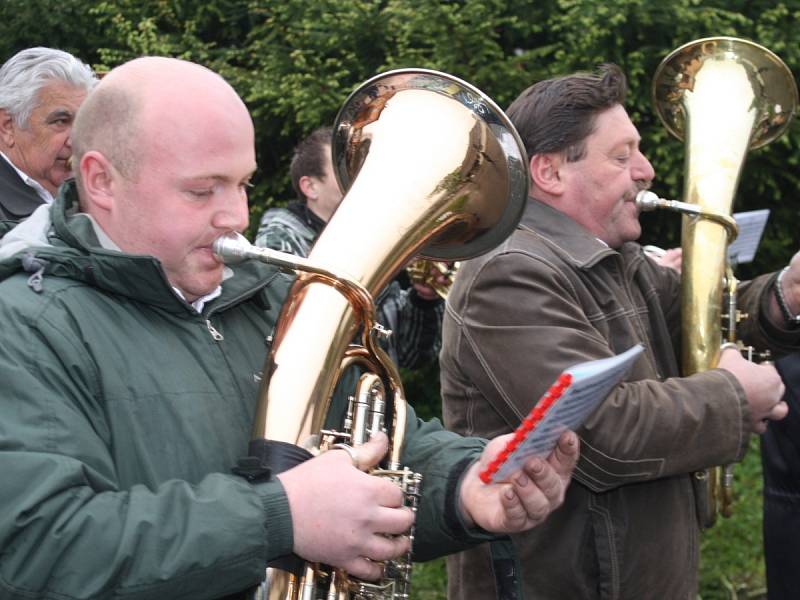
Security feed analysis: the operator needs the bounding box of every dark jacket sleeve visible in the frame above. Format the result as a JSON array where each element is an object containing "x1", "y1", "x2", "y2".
[
  {"x1": 0, "y1": 312, "x2": 292, "y2": 599},
  {"x1": 762, "y1": 352, "x2": 800, "y2": 493},
  {"x1": 399, "y1": 405, "x2": 493, "y2": 561},
  {"x1": 737, "y1": 271, "x2": 800, "y2": 356},
  {"x1": 443, "y1": 249, "x2": 750, "y2": 494}
]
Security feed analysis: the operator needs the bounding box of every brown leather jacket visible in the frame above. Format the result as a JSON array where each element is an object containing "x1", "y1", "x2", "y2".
[{"x1": 441, "y1": 198, "x2": 799, "y2": 599}]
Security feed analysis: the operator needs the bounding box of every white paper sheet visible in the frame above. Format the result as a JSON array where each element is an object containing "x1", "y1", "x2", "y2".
[{"x1": 728, "y1": 209, "x2": 770, "y2": 265}]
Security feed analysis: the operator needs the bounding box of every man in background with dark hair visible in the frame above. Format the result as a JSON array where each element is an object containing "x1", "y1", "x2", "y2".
[
  {"x1": 440, "y1": 64, "x2": 798, "y2": 599},
  {"x1": 255, "y1": 126, "x2": 444, "y2": 370}
]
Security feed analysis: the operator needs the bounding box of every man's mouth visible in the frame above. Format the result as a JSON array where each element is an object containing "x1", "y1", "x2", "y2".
[{"x1": 625, "y1": 186, "x2": 649, "y2": 203}]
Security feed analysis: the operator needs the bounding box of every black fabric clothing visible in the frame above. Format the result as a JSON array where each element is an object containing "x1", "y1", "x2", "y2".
[
  {"x1": 762, "y1": 351, "x2": 800, "y2": 600},
  {"x1": 286, "y1": 199, "x2": 325, "y2": 235},
  {"x1": 0, "y1": 154, "x2": 45, "y2": 222}
]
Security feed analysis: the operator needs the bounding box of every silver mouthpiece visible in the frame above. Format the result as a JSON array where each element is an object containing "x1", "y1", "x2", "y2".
[
  {"x1": 632, "y1": 190, "x2": 738, "y2": 242},
  {"x1": 212, "y1": 231, "x2": 325, "y2": 273},
  {"x1": 635, "y1": 190, "x2": 661, "y2": 212},
  {"x1": 212, "y1": 232, "x2": 251, "y2": 264}
]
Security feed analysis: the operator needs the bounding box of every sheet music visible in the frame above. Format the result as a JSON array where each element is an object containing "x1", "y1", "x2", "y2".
[
  {"x1": 486, "y1": 344, "x2": 644, "y2": 483},
  {"x1": 728, "y1": 209, "x2": 770, "y2": 265}
]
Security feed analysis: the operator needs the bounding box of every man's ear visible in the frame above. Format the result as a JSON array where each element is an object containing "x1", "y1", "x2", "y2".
[
  {"x1": 298, "y1": 175, "x2": 317, "y2": 201},
  {"x1": 530, "y1": 153, "x2": 565, "y2": 195},
  {"x1": 79, "y1": 151, "x2": 116, "y2": 211},
  {"x1": 0, "y1": 109, "x2": 16, "y2": 147}
]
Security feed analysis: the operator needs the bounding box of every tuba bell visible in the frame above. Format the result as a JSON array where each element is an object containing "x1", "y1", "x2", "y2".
[
  {"x1": 215, "y1": 68, "x2": 528, "y2": 599},
  {"x1": 638, "y1": 37, "x2": 798, "y2": 527}
]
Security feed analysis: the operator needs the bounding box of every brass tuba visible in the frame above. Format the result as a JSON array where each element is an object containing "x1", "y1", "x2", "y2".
[
  {"x1": 215, "y1": 68, "x2": 528, "y2": 599},
  {"x1": 637, "y1": 37, "x2": 798, "y2": 527}
]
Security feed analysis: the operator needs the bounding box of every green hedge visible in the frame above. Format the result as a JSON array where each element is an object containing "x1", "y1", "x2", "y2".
[{"x1": 2, "y1": 0, "x2": 798, "y2": 271}]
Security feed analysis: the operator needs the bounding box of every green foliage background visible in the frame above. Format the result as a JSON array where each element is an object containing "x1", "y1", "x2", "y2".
[
  {"x1": 2, "y1": 0, "x2": 798, "y2": 268},
  {"x1": 3, "y1": 1, "x2": 797, "y2": 597}
]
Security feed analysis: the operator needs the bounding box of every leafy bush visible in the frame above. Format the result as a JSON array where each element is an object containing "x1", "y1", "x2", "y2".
[{"x1": 2, "y1": 0, "x2": 796, "y2": 267}]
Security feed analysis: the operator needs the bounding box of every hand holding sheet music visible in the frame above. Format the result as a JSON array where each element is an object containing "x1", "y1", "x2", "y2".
[{"x1": 480, "y1": 344, "x2": 645, "y2": 484}]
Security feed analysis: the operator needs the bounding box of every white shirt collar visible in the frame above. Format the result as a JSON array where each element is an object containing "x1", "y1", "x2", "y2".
[
  {"x1": 0, "y1": 151, "x2": 55, "y2": 204},
  {"x1": 171, "y1": 286, "x2": 223, "y2": 313}
]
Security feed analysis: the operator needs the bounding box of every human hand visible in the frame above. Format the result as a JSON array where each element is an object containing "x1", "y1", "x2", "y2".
[
  {"x1": 413, "y1": 282, "x2": 440, "y2": 301},
  {"x1": 644, "y1": 245, "x2": 682, "y2": 274},
  {"x1": 652, "y1": 247, "x2": 682, "y2": 274},
  {"x1": 276, "y1": 432, "x2": 414, "y2": 580},
  {"x1": 457, "y1": 430, "x2": 578, "y2": 533},
  {"x1": 717, "y1": 347, "x2": 787, "y2": 434},
  {"x1": 408, "y1": 260, "x2": 456, "y2": 301}
]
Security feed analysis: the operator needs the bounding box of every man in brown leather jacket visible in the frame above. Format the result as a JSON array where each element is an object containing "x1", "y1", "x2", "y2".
[{"x1": 440, "y1": 64, "x2": 799, "y2": 599}]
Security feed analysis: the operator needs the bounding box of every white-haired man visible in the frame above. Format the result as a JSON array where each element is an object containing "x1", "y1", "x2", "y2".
[{"x1": 0, "y1": 46, "x2": 97, "y2": 223}]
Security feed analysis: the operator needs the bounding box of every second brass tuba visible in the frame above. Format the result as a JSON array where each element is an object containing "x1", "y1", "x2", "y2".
[
  {"x1": 639, "y1": 37, "x2": 797, "y2": 527},
  {"x1": 215, "y1": 68, "x2": 528, "y2": 599}
]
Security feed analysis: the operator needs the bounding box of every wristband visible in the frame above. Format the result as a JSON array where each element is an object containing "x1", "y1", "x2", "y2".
[{"x1": 774, "y1": 267, "x2": 800, "y2": 326}]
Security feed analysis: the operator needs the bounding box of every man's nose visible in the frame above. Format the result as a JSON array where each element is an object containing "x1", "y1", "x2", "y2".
[
  {"x1": 632, "y1": 149, "x2": 655, "y2": 183},
  {"x1": 213, "y1": 193, "x2": 249, "y2": 232}
]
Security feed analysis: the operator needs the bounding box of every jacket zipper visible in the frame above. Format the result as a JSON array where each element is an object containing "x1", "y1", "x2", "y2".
[
  {"x1": 206, "y1": 319, "x2": 224, "y2": 341},
  {"x1": 202, "y1": 276, "x2": 277, "y2": 343}
]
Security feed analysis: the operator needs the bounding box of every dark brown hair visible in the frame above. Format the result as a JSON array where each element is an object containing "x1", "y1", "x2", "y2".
[
  {"x1": 507, "y1": 64, "x2": 627, "y2": 162},
  {"x1": 290, "y1": 126, "x2": 333, "y2": 201}
]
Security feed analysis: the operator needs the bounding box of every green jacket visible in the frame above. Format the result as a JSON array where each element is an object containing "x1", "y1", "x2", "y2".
[{"x1": 0, "y1": 184, "x2": 486, "y2": 599}]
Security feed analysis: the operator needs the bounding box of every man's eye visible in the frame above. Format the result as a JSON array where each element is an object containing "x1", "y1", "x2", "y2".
[{"x1": 189, "y1": 189, "x2": 214, "y2": 198}]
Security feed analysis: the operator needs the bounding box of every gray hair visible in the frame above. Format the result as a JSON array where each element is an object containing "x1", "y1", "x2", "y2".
[{"x1": 0, "y1": 47, "x2": 97, "y2": 128}]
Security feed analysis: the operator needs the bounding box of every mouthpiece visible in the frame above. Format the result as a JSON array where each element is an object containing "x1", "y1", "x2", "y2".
[
  {"x1": 212, "y1": 232, "x2": 251, "y2": 264},
  {"x1": 635, "y1": 190, "x2": 661, "y2": 212},
  {"x1": 212, "y1": 232, "x2": 328, "y2": 273},
  {"x1": 633, "y1": 190, "x2": 738, "y2": 242}
]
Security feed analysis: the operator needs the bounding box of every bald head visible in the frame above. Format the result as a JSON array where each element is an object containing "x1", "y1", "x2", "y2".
[
  {"x1": 71, "y1": 57, "x2": 256, "y2": 300},
  {"x1": 73, "y1": 57, "x2": 252, "y2": 189}
]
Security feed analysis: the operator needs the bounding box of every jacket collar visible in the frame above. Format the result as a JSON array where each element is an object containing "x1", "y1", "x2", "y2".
[
  {"x1": 286, "y1": 199, "x2": 326, "y2": 235},
  {"x1": 0, "y1": 151, "x2": 45, "y2": 218},
  {"x1": 519, "y1": 197, "x2": 619, "y2": 269},
  {"x1": 0, "y1": 151, "x2": 54, "y2": 204}
]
